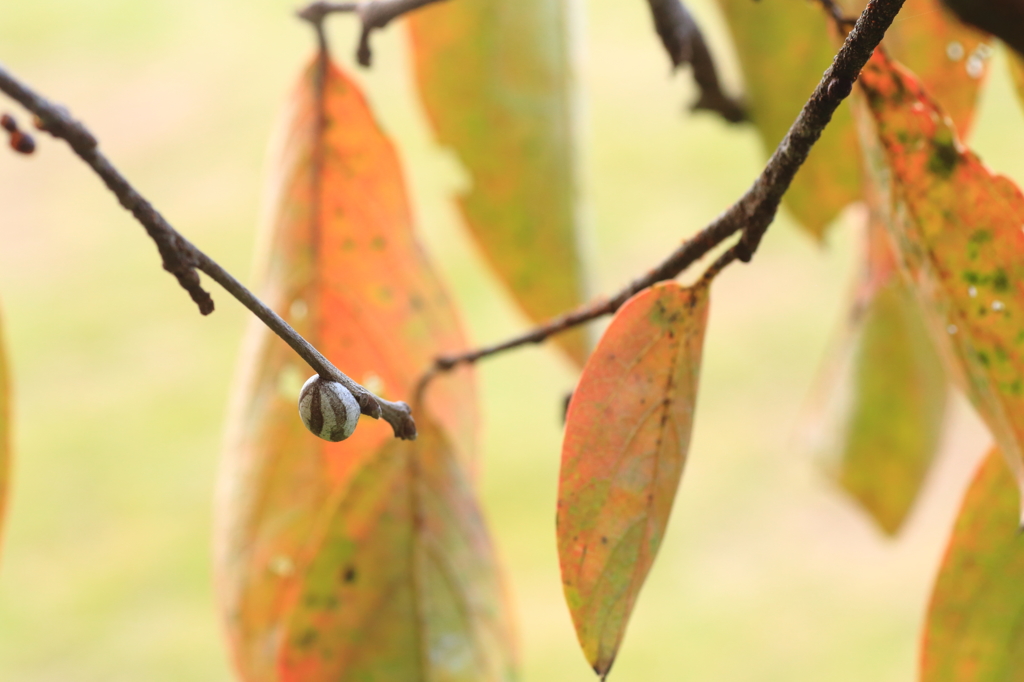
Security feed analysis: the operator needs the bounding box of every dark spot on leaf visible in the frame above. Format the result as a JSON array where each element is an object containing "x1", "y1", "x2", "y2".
[
  {"x1": 993, "y1": 268, "x2": 1009, "y2": 292},
  {"x1": 977, "y1": 351, "x2": 990, "y2": 367},
  {"x1": 343, "y1": 566, "x2": 357, "y2": 584},
  {"x1": 600, "y1": 536, "x2": 608, "y2": 545},
  {"x1": 296, "y1": 629, "x2": 319, "y2": 649},
  {"x1": 928, "y1": 137, "x2": 959, "y2": 179}
]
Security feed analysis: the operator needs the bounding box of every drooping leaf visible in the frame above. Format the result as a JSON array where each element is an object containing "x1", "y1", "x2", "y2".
[
  {"x1": 857, "y1": 48, "x2": 1024, "y2": 517},
  {"x1": 822, "y1": 217, "x2": 947, "y2": 534},
  {"x1": 715, "y1": 0, "x2": 988, "y2": 238},
  {"x1": 841, "y1": 0, "x2": 992, "y2": 137},
  {"x1": 940, "y1": 0, "x2": 1024, "y2": 57},
  {"x1": 715, "y1": 0, "x2": 862, "y2": 238},
  {"x1": 216, "y1": 56, "x2": 511, "y2": 682},
  {"x1": 280, "y1": 415, "x2": 517, "y2": 682},
  {"x1": 0, "y1": 309, "x2": 9, "y2": 562},
  {"x1": 558, "y1": 282, "x2": 709, "y2": 678},
  {"x1": 407, "y1": 0, "x2": 590, "y2": 366},
  {"x1": 921, "y1": 447, "x2": 1024, "y2": 681},
  {"x1": 1008, "y1": 50, "x2": 1024, "y2": 112}
]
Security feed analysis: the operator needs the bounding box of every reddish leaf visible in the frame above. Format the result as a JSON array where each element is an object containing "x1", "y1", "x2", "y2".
[
  {"x1": 215, "y1": 57, "x2": 511, "y2": 681},
  {"x1": 0, "y1": 310, "x2": 9, "y2": 562},
  {"x1": 558, "y1": 282, "x2": 709, "y2": 678},
  {"x1": 858, "y1": 49, "x2": 1024, "y2": 517},
  {"x1": 821, "y1": 217, "x2": 947, "y2": 534},
  {"x1": 921, "y1": 447, "x2": 1024, "y2": 680},
  {"x1": 407, "y1": 0, "x2": 590, "y2": 366},
  {"x1": 715, "y1": 0, "x2": 862, "y2": 238}
]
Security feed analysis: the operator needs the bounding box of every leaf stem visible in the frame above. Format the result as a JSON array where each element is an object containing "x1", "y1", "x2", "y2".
[
  {"x1": 0, "y1": 62, "x2": 417, "y2": 440},
  {"x1": 298, "y1": 0, "x2": 449, "y2": 67}
]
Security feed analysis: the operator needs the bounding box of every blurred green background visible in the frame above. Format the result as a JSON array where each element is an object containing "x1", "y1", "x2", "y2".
[{"x1": 0, "y1": 1, "x2": 1021, "y2": 680}]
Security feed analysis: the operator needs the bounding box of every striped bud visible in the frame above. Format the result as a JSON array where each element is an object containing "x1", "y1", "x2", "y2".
[{"x1": 298, "y1": 375, "x2": 360, "y2": 442}]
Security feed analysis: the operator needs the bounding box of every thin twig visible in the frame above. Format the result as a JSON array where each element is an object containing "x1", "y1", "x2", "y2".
[
  {"x1": 816, "y1": 0, "x2": 858, "y2": 31},
  {"x1": 298, "y1": 0, "x2": 448, "y2": 67},
  {"x1": 645, "y1": 0, "x2": 747, "y2": 123},
  {"x1": 0, "y1": 62, "x2": 417, "y2": 440},
  {"x1": 420, "y1": 0, "x2": 906, "y2": 385}
]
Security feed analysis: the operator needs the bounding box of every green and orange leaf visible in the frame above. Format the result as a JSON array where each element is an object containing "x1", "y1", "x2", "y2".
[
  {"x1": 216, "y1": 56, "x2": 512, "y2": 681},
  {"x1": 921, "y1": 447, "x2": 1024, "y2": 680},
  {"x1": 407, "y1": 0, "x2": 590, "y2": 366},
  {"x1": 857, "y1": 48, "x2": 1024, "y2": 515},
  {"x1": 558, "y1": 282, "x2": 709, "y2": 678},
  {"x1": 821, "y1": 217, "x2": 947, "y2": 534},
  {"x1": 280, "y1": 416, "x2": 516, "y2": 682}
]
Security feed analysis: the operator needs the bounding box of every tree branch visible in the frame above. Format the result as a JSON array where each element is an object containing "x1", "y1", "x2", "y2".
[
  {"x1": 0, "y1": 62, "x2": 417, "y2": 440},
  {"x1": 298, "y1": 0, "x2": 448, "y2": 67},
  {"x1": 645, "y1": 0, "x2": 747, "y2": 123},
  {"x1": 421, "y1": 0, "x2": 906, "y2": 384}
]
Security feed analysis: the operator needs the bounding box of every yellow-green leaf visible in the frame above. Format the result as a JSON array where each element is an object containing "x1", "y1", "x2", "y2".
[
  {"x1": 216, "y1": 56, "x2": 510, "y2": 682},
  {"x1": 714, "y1": 0, "x2": 862, "y2": 238},
  {"x1": 407, "y1": 0, "x2": 590, "y2": 366},
  {"x1": 858, "y1": 48, "x2": 1024, "y2": 517},
  {"x1": 558, "y1": 282, "x2": 709, "y2": 678},
  {"x1": 1009, "y1": 49, "x2": 1024, "y2": 114},
  {"x1": 921, "y1": 447, "x2": 1024, "y2": 681},
  {"x1": 0, "y1": 308, "x2": 9, "y2": 563},
  {"x1": 825, "y1": 218, "x2": 947, "y2": 534}
]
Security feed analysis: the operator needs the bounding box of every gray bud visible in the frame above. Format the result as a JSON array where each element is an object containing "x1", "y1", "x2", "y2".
[{"x1": 298, "y1": 375, "x2": 360, "y2": 442}]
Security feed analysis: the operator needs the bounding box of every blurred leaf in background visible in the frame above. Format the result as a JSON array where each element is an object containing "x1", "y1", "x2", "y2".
[
  {"x1": 408, "y1": 0, "x2": 590, "y2": 367},
  {"x1": 921, "y1": 446, "x2": 1024, "y2": 680}
]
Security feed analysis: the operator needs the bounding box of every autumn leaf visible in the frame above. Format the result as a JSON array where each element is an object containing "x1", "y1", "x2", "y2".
[
  {"x1": 820, "y1": 217, "x2": 946, "y2": 534},
  {"x1": 1009, "y1": 50, "x2": 1024, "y2": 113},
  {"x1": 857, "y1": 48, "x2": 1024, "y2": 517},
  {"x1": 921, "y1": 447, "x2": 1024, "y2": 681},
  {"x1": 0, "y1": 309, "x2": 9, "y2": 562},
  {"x1": 215, "y1": 56, "x2": 511, "y2": 681},
  {"x1": 842, "y1": 0, "x2": 991, "y2": 136},
  {"x1": 715, "y1": 0, "x2": 988, "y2": 239},
  {"x1": 715, "y1": 0, "x2": 861, "y2": 238},
  {"x1": 279, "y1": 415, "x2": 517, "y2": 682},
  {"x1": 558, "y1": 282, "x2": 709, "y2": 678},
  {"x1": 407, "y1": 0, "x2": 590, "y2": 366}
]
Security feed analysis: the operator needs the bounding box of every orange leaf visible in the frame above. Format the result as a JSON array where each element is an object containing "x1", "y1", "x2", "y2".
[
  {"x1": 921, "y1": 447, "x2": 1024, "y2": 680},
  {"x1": 0, "y1": 309, "x2": 9, "y2": 563},
  {"x1": 819, "y1": 217, "x2": 947, "y2": 534},
  {"x1": 858, "y1": 48, "x2": 1024, "y2": 518},
  {"x1": 215, "y1": 56, "x2": 505, "y2": 681},
  {"x1": 407, "y1": 0, "x2": 590, "y2": 366},
  {"x1": 557, "y1": 282, "x2": 709, "y2": 678}
]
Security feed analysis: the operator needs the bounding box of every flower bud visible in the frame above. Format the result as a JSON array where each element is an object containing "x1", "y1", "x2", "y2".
[{"x1": 298, "y1": 375, "x2": 360, "y2": 442}]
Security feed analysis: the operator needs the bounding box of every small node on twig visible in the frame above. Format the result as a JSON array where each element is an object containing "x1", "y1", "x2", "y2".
[
  {"x1": 827, "y1": 76, "x2": 855, "y2": 100},
  {"x1": 2, "y1": 113, "x2": 36, "y2": 155}
]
